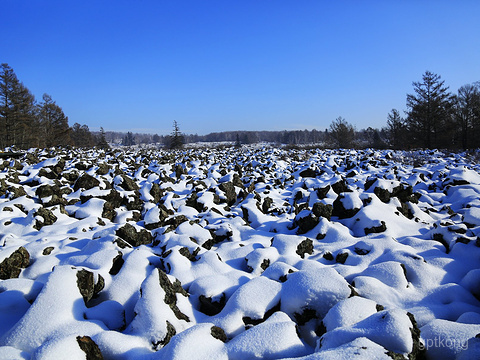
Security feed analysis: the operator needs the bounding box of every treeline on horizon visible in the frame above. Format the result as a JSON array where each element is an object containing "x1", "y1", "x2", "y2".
[
  {"x1": 2, "y1": 63, "x2": 479, "y2": 151},
  {"x1": 0, "y1": 63, "x2": 109, "y2": 150}
]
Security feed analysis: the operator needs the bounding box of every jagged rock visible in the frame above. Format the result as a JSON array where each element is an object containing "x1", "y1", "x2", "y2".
[
  {"x1": 312, "y1": 202, "x2": 333, "y2": 220},
  {"x1": 294, "y1": 308, "x2": 318, "y2": 326},
  {"x1": 101, "y1": 189, "x2": 123, "y2": 208},
  {"x1": 164, "y1": 215, "x2": 189, "y2": 230},
  {"x1": 243, "y1": 302, "x2": 281, "y2": 327},
  {"x1": 299, "y1": 168, "x2": 317, "y2": 178},
  {"x1": 119, "y1": 174, "x2": 139, "y2": 191},
  {"x1": 199, "y1": 294, "x2": 226, "y2": 316},
  {"x1": 102, "y1": 202, "x2": 116, "y2": 221},
  {"x1": 38, "y1": 167, "x2": 58, "y2": 180},
  {"x1": 432, "y1": 233, "x2": 450, "y2": 253},
  {"x1": 323, "y1": 251, "x2": 333, "y2": 261},
  {"x1": 332, "y1": 194, "x2": 361, "y2": 219},
  {"x1": 218, "y1": 181, "x2": 236, "y2": 206},
  {"x1": 76, "y1": 270, "x2": 94, "y2": 303},
  {"x1": 44, "y1": 194, "x2": 67, "y2": 207},
  {"x1": 396, "y1": 202, "x2": 414, "y2": 219},
  {"x1": 8, "y1": 186, "x2": 27, "y2": 199},
  {"x1": 158, "y1": 269, "x2": 190, "y2": 321},
  {"x1": 115, "y1": 223, "x2": 153, "y2": 247},
  {"x1": 392, "y1": 184, "x2": 418, "y2": 204},
  {"x1": 75, "y1": 162, "x2": 89, "y2": 171},
  {"x1": 154, "y1": 321, "x2": 176, "y2": 349},
  {"x1": 109, "y1": 253, "x2": 125, "y2": 275},
  {"x1": 296, "y1": 239, "x2": 314, "y2": 259},
  {"x1": 336, "y1": 252, "x2": 349, "y2": 264},
  {"x1": 124, "y1": 192, "x2": 143, "y2": 211},
  {"x1": 262, "y1": 197, "x2": 274, "y2": 214},
  {"x1": 233, "y1": 173, "x2": 244, "y2": 188},
  {"x1": 364, "y1": 178, "x2": 377, "y2": 191},
  {"x1": 74, "y1": 174, "x2": 100, "y2": 191},
  {"x1": 76, "y1": 269, "x2": 104, "y2": 305},
  {"x1": 34, "y1": 207, "x2": 57, "y2": 230},
  {"x1": 175, "y1": 164, "x2": 186, "y2": 178},
  {"x1": 364, "y1": 221, "x2": 387, "y2": 235},
  {"x1": 76, "y1": 336, "x2": 104, "y2": 360},
  {"x1": 63, "y1": 170, "x2": 79, "y2": 183},
  {"x1": 150, "y1": 183, "x2": 164, "y2": 203},
  {"x1": 35, "y1": 184, "x2": 61, "y2": 198},
  {"x1": 374, "y1": 187, "x2": 391, "y2": 203},
  {"x1": 331, "y1": 180, "x2": 349, "y2": 194},
  {"x1": 293, "y1": 211, "x2": 319, "y2": 234},
  {"x1": 211, "y1": 326, "x2": 227, "y2": 342},
  {"x1": 179, "y1": 247, "x2": 200, "y2": 262},
  {"x1": 185, "y1": 192, "x2": 205, "y2": 212},
  {"x1": 0, "y1": 247, "x2": 30, "y2": 280},
  {"x1": 96, "y1": 163, "x2": 110, "y2": 175}
]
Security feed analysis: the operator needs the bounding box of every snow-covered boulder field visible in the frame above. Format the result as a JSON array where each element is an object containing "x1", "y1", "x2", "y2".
[{"x1": 1, "y1": 146, "x2": 480, "y2": 359}]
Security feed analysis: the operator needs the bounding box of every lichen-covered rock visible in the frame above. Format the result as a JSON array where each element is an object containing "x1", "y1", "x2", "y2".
[
  {"x1": 76, "y1": 269, "x2": 104, "y2": 305},
  {"x1": 74, "y1": 174, "x2": 100, "y2": 191},
  {"x1": 365, "y1": 221, "x2": 387, "y2": 235},
  {"x1": 293, "y1": 210, "x2": 319, "y2": 234},
  {"x1": 115, "y1": 223, "x2": 153, "y2": 247},
  {"x1": 296, "y1": 239, "x2": 314, "y2": 259},
  {"x1": 0, "y1": 247, "x2": 30, "y2": 280},
  {"x1": 312, "y1": 202, "x2": 333, "y2": 220},
  {"x1": 218, "y1": 181, "x2": 236, "y2": 206},
  {"x1": 76, "y1": 335, "x2": 103, "y2": 360},
  {"x1": 332, "y1": 193, "x2": 362, "y2": 219},
  {"x1": 34, "y1": 207, "x2": 57, "y2": 229},
  {"x1": 158, "y1": 269, "x2": 190, "y2": 322}
]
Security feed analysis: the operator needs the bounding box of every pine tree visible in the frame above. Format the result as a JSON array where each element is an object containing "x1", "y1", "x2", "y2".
[
  {"x1": 96, "y1": 127, "x2": 110, "y2": 149},
  {"x1": 235, "y1": 133, "x2": 242, "y2": 148},
  {"x1": 38, "y1": 93, "x2": 71, "y2": 147},
  {"x1": 122, "y1": 132, "x2": 135, "y2": 146},
  {"x1": 329, "y1": 117, "x2": 355, "y2": 148},
  {"x1": 406, "y1": 71, "x2": 453, "y2": 148},
  {"x1": 168, "y1": 120, "x2": 184, "y2": 149},
  {"x1": 71, "y1": 123, "x2": 95, "y2": 147},
  {"x1": 453, "y1": 83, "x2": 480, "y2": 149},
  {"x1": 0, "y1": 63, "x2": 37, "y2": 148},
  {"x1": 386, "y1": 109, "x2": 407, "y2": 149}
]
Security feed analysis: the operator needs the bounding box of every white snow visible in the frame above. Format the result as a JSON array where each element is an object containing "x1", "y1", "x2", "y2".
[{"x1": 0, "y1": 146, "x2": 480, "y2": 358}]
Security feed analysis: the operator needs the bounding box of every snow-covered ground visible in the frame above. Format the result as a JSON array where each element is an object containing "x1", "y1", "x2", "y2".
[{"x1": 1, "y1": 146, "x2": 480, "y2": 359}]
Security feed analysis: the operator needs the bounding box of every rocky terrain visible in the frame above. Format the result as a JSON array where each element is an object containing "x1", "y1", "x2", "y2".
[{"x1": 1, "y1": 146, "x2": 480, "y2": 359}]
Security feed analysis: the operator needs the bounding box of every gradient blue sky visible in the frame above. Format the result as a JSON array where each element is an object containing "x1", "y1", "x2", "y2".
[{"x1": 2, "y1": 1, "x2": 480, "y2": 136}]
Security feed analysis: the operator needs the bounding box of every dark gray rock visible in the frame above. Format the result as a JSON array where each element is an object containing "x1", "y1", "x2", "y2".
[
  {"x1": 296, "y1": 239, "x2": 314, "y2": 259},
  {"x1": 158, "y1": 269, "x2": 190, "y2": 322},
  {"x1": 35, "y1": 184, "x2": 61, "y2": 199},
  {"x1": 312, "y1": 202, "x2": 333, "y2": 220},
  {"x1": 364, "y1": 221, "x2": 387, "y2": 235},
  {"x1": 74, "y1": 174, "x2": 100, "y2": 191},
  {"x1": 299, "y1": 168, "x2": 317, "y2": 178},
  {"x1": 211, "y1": 326, "x2": 227, "y2": 342},
  {"x1": 0, "y1": 247, "x2": 30, "y2": 280},
  {"x1": 115, "y1": 223, "x2": 153, "y2": 247},
  {"x1": 219, "y1": 181, "x2": 236, "y2": 206},
  {"x1": 109, "y1": 253, "x2": 124, "y2": 275},
  {"x1": 336, "y1": 252, "x2": 349, "y2": 264},
  {"x1": 119, "y1": 174, "x2": 139, "y2": 191},
  {"x1": 293, "y1": 212, "x2": 319, "y2": 235},
  {"x1": 34, "y1": 207, "x2": 57, "y2": 230},
  {"x1": 199, "y1": 294, "x2": 226, "y2": 316},
  {"x1": 332, "y1": 194, "x2": 360, "y2": 219}
]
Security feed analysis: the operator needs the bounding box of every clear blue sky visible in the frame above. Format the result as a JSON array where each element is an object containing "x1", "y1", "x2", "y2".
[{"x1": 2, "y1": 1, "x2": 480, "y2": 136}]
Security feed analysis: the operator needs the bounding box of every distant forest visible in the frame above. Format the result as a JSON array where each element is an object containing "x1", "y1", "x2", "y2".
[{"x1": 1, "y1": 63, "x2": 479, "y2": 150}]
